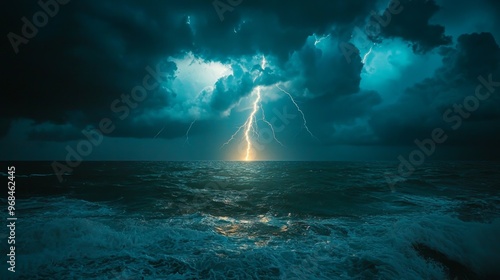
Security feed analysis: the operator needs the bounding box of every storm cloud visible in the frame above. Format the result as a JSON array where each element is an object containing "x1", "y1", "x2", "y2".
[{"x1": 2, "y1": 0, "x2": 500, "y2": 160}]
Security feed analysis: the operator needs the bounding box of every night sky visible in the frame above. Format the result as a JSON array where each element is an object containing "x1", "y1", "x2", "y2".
[{"x1": 2, "y1": 0, "x2": 500, "y2": 161}]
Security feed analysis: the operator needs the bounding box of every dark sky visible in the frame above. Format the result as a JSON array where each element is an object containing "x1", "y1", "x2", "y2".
[{"x1": 1, "y1": 0, "x2": 500, "y2": 161}]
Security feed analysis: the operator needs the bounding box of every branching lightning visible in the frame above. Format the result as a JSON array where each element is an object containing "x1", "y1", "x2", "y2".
[
  {"x1": 275, "y1": 84, "x2": 318, "y2": 140},
  {"x1": 220, "y1": 123, "x2": 246, "y2": 149},
  {"x1": 260, "y1": 106, "x2": 284, "y2": 147},
  {"x1": 221, "y1": 56, "x2": 284, "y2": 160},
  {"x1": 221, "y1": 56, "x2": 317, "y2": 160},
  {"x1": 243, "y1": 86, "x2": 262, "y2": 160}
]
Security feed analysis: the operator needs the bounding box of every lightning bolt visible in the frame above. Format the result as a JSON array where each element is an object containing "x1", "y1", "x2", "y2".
[
  {"x1": 220, "y1": 123, "x2": 246, "y2": 149},
  {"x1": 243, "y1": 86, "x2": 262, "y2": 160},
  {"x1": 184, "y1": 119, "x2": 196, "y2": 146},
  {"x1": 314, "y1": 34, "x2": 330, "y2": 46},
  {"x1": 154, "y1": 126, "x2": 165, "y2": 139},
  {"x1": 222, "y1": 56, "x2": 313, "y2": 160},
  {"x1": 222, "y1": 56, "x2": 284, "y2": 160},
  {"x1": 362, "y1": 44, "x2": 375, "y2": 64},
  {"x1": 275, "y1": 84, "x2": 318, "y2": 140},
  {"x1": 260, "y1": 106, "x2": 284, "y2": 147}
]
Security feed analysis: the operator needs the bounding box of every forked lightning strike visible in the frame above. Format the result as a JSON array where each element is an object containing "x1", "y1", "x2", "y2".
[
  {"x1": 221, "y1": 57, "x2": 283, "y2": 160},
  {"x1": 275, "y1": 84, "x2": 318, "y2": 140},
  {"x1": 222, "y1": 56, "x2": 316, "y2": 160},
  {"x1": 260, "y1": 106, "x2": 284, "y2": 147},
  {"x1": 243, "y1": 86, "x2": 262, "y2": 160},
  {"x1": 221, "y1": 123, "x2": 246, "y2": 149}
]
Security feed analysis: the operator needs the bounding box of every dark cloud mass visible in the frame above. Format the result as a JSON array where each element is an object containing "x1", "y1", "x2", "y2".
[
  {"x1": 1, "y1": 0, "x2": 373, "y2": 135},
  {"x1": 210, "y1": 64, "x2": 255, "y2": 112},
  {"x1": 370, "y1": 32, "x2": 500, "y2": 148},
  {"x1": 1, "y1": 0, "x2": 500, "y2": 160},
  {"x1": 378, "y1": 0, "x2": 452, "y2": 53}
]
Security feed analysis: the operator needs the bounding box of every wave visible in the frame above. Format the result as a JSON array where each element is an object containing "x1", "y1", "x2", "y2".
[
  {"x1": 6, "y1": 161, "x2": 500, "y2": 279},
  {"x1": 9, "y1": 196, "x2": 499, "y2": 279}
]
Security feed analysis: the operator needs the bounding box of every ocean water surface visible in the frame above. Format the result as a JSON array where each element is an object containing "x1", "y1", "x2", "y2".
[{"x1": 1, "y1": 161, "x2": 499, "y2": 279}]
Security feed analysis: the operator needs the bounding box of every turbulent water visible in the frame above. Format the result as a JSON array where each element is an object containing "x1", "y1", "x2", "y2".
[{"x1": 1, "y1": 161, "x2": 499, "y2": 279}]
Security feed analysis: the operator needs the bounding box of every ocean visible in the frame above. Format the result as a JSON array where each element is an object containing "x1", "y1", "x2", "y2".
[{"x1": 1, "y1": 161, "x2": 499, "y2": 279}]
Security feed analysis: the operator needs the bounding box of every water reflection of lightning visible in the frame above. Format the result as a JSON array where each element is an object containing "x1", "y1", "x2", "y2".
[
  {"x1": 275, "y1": 84, "x2": 318, "y2": 140},
  {"x1": 184, "y1": 119, "x2": 196, "y2": 146}
]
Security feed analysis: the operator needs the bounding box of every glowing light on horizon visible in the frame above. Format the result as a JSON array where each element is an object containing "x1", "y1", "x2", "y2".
[
  {"x1": 221, "y1": 56, "x2": 318, "y2": 160},
  {"x1": 222, "y1": 56, "x2": 280, "y2": 161},
  {"x1": 243, "y1": 86, "x2": 262, "y2": 160}
]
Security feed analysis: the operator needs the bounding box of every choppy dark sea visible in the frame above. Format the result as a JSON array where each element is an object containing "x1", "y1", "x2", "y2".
[{"x1": 1, "y1": 161, "x2": 499, "y2": 279}]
